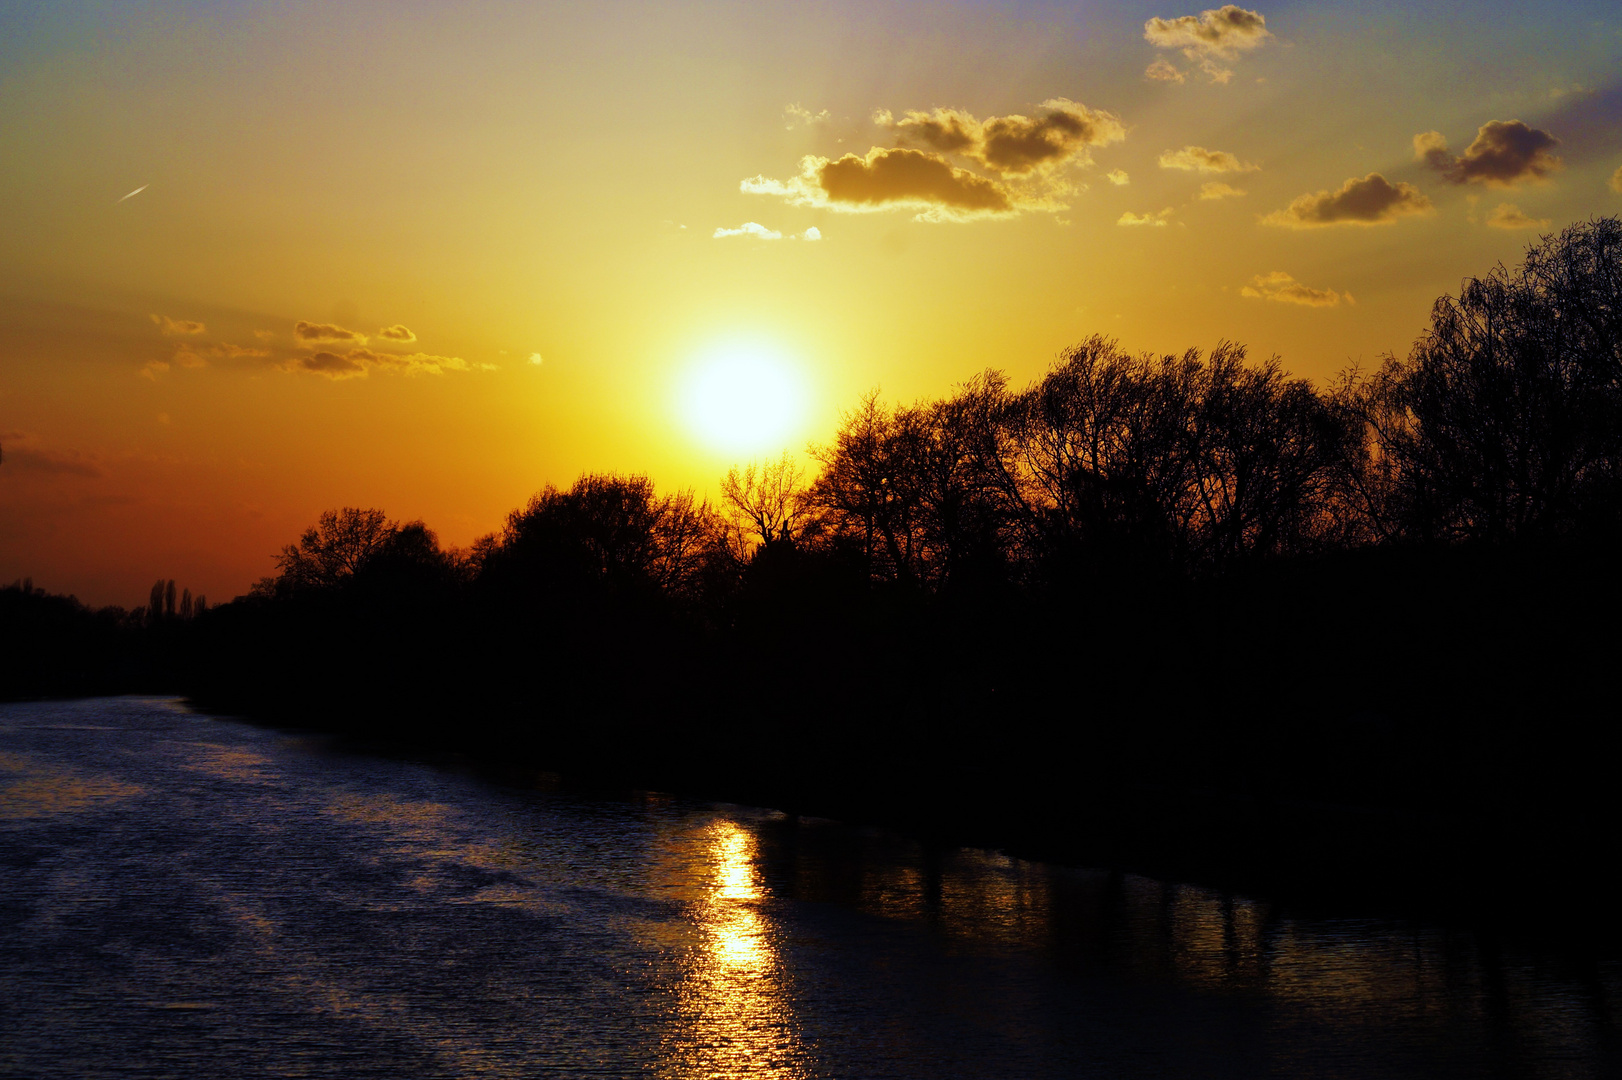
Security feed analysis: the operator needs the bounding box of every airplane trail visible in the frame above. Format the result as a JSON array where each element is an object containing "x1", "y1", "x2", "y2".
[{"x1": 116, "y1": 184, "x2": 149, "y2": 204}]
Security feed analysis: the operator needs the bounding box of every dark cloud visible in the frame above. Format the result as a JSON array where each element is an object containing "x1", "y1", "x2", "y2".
[
  {"x1": 1484, "y1": 203, "x2": 1550, "y2": 230},
  {"x1": 376, "y1": 324, "x2": 417, "y2": 342},
  {"x1": 744, "y1": 148, "x2": 1015, "y2": 219},
  {"x1": 1415, "y1": 121, "x2": 1562, "y2": 187},
  {"x1": 0, "y1": 438, "x2": 101, "y2": 478},
  {"x1": 294, "y1": 321, "x2": 368, "y2": 344},
  {"x1": 886, "y1": 107, "x2": 979, "y2": 154},
  {"x1": 1263, "y1": 173, "x2": 1433, "y2": 228},
  {"x1": 296, "y1": 351, "x2": 367, "y2": 378},
  {"x1": 150, "y1": 314, "x2": 205, "y2": 336},
  {"x1": 289, "y1": 347, "x2": 475, "y2": 380}
]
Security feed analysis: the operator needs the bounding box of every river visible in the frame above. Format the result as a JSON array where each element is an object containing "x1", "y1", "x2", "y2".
[{"x1": 1, "y1": 697, "x2": 1616, "y2": 1078}]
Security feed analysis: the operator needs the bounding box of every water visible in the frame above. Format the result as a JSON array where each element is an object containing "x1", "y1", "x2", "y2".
[{"x1": 1, "y1": 698, "x2": 1616, "y2": 1079}]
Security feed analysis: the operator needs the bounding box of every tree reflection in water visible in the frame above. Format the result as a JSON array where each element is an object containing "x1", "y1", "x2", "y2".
[{"x1": 660, "y1": 820, "x2": 811, "y2": 1080}]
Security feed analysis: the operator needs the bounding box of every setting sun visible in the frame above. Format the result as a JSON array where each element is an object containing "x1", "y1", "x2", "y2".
[{"x1": 677, "y1": 341, "x2": 810, "y2": 455}]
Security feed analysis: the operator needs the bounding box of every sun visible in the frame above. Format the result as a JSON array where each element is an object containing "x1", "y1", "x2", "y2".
[{"x1": 678, "y1": 340, "x2": 809, "y2": 455}]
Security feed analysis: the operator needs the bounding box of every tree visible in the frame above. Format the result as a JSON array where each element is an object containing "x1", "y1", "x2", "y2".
[
  {"x1": 719, "y1": 452, "x2": 813, "y2": 559},
  {"x1": 275, "y1": 508, "x2": 399, "y2": 591}
]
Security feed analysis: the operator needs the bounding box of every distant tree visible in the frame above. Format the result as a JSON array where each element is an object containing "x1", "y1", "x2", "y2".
[
  {"x1": 179, "y1": 588, "x2": 193, "y2": 620},
  {"x1": 275, "y1": 507, "x2": 400, "y2": 591},
  {"x1": 148, "y1": 580, "x2": 165, "y2": 624},
  {"x1": 720, "y1": 453, "x2": 814, "y2": 560},
  {"x1": 163, "y1": 580, "x2": 176, "y2": 619}
]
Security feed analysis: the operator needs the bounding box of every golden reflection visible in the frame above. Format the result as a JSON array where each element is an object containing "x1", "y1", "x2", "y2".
[{"x1": 657, "y1": 819, "x2": 811, "y2": 1080}]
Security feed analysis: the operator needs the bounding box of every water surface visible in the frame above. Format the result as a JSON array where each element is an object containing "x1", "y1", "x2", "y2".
[{"x1": 1, "y1": 697, "x2": 1616, "y2": 1078}]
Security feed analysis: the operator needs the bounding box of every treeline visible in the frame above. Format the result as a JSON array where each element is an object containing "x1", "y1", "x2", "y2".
[{"x1": 10, "y1": 218, "x2": 1622, "y2": 926}]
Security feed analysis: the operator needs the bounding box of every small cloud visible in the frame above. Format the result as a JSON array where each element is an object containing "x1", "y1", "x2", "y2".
[
  {"x1": 1609, "y1": 165, "x2": 1622, "y2": 194},
  {"x1": 294, "y1": 351, "x2": 367, "y2": 378},
  {"x1": 1144, "y1": 5, "x2": 1270, "y2": 83},
  {"x1": 714, "y1": 222, "x2": 785, "y2": 240},
  {"x1": 140, "y1": 360, "x2": 170, "y2": 380},
  {"x1": 784, "y1": 103, "x2": 831, "y2": 129},
  {"x1": 1107, "y1": 170, "x2": 1131, "y2": 185},
  {"x1": 1198, "y1": 181, "x2": 1245, "y2": 199},
  {"x1": 1240, "y1": 270, "x2": 1350, "y2": 307},
  {"x1": 1119, "y1": 207, "x2": 1175, "y2": 227},
  {"x1": 377, "y1": 324, "x2": 417, "y2": 342},
  {"x1": 1262, "y1": 172, "x2": 1433, "y2": 228},
  {"x1": 253, "y1": 329, "x2": 276, "y2": 342},
  {"x1": 293, "y1": 321, "x2": 368, "y2": 344},
  {"x1": 528, "y1": 353, "x2": 544, "y2": 365},
  {"x1": 1158, "y1": 145, "x2": 1258, "y2": 173},
  {"x1": 1145, "y1": 58, "x2": 1186, "y2": 83},
  {"x1": 1414, "y1": 120, "x2": 1562, "y2": 188},
  {"x1": 151, "y1": 314, "x2": 205, "y2": 336},
  {"x1": 1484, "y1": 203, "x2": 1550, "y2": 230},
  {"x1": 801, "y1": 226, "x2": 822, "y2": 241}
]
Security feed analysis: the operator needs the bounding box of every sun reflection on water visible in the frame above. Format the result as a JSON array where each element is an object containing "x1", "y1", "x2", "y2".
[{"x1": 659, "y1": 819, "x2": 810, "y2": 1080}]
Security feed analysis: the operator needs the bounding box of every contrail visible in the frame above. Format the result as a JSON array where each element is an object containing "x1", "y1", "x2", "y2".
[{"x1": 116, "y1": 184, "x2": 149, "y2": 204}]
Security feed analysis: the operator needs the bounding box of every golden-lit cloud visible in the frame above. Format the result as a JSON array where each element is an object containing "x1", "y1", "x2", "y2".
[
  {"x1": 1240, "y1": 270, "x2": 1351, "y2": 306},
  {"x1": 1119, "y1": 207, "x2": 1175, "y2": 226},
  {"x1": 713, "y1": 222, "x2": 784, "y2": 240},
  {"x1": 1145, "y1": 58, "x2": 1186, "y2": 83},
  {"x1": 288, "y1": 347, "x2": 474, "y2": 380},
  {"x1": 1159, "y1": 146, "x2": 1258, "y2": 173},
  {"x1": 1609, "y1": 165, "x2": 1622, "y2": 193},
  {"x1": 142, "y1": 341, "x2": 271, "y2": 378},
  {"x1": 1414, "y1": 120, "x2": 1563, "y2": 188},
  {"x1": 1262, "y1": 173, "x2": 1433, "y2": 228},
  {"x1": 1199, "y1": 181, "x2": 1245, "y2": 199},
  {"x1": 743, "y1": 148, "x2": 1016, "y2": 220},
  {"x1": 293, "y1": 321, "x2": 369, "y2": 344},
  {"x1": 1485, "y1": 203, "x2": 1550, "y2": 230},
  {"x1": 1144, "y1": 5, "x2": 1271, "y2": 83},
  {"x1": 150, "y1": 314, "x2": 205, "y2": 336},
  {"x1": 377, "y1": 324, "x2": 417, "y2": 342},
  {"x1": 801, "y1": 226, "x2": 822, "y2": 241},
  {"x1": 1107, "y1": 170, "x2": 1130, "y2": 185},
  {"x1": 881, "y1": 99, "x2": 1125, "y2": 177}
]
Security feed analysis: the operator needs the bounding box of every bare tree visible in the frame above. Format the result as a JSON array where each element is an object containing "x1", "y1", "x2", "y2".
[
  {"x1": 276, "y1": 507, "x2": 400, "y2": 590},
  {"x1": 719, "y1": 452, "x2": 813, "y2": 559}
]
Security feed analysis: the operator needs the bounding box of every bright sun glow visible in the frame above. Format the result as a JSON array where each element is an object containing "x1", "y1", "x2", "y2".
[{"x1": 679, "y1": 341, "x2": 808, "y2": 454}]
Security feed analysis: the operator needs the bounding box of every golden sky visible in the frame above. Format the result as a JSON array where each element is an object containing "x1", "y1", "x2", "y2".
[{"x1": 3, "y1": 1, "x2": 1620, "y2": 606}]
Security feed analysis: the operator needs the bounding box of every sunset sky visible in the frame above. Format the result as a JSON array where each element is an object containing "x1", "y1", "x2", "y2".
[{"x1": 3, "y1": 0, "x2": 1620, "y2": 607}]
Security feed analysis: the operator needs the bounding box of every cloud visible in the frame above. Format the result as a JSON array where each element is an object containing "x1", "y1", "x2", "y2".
[
  {"x1": 1158, "y1": 145, "x2": 1258, "y2": 173},
  {"x1": 288, "y1": 347, "x2": 474, "y2": 379},
  {"x1": 293, "y1": 321, "x2": 368, "y2": 344},
  {"x1": 1240, "y1": 271, "x2": 1351, "y2": 307},
  {"x1": 377, "y1": 324, "x2": 417, "y2": 342},
  {"x1": 882, "y1": 100, "x2": 1125, "y2": 177},
  {"x1": 528, "y1": 353, "x2": 544, "y2": 365},
  {"x1": 1119, "y1": 207, "x2": 1175, "y2": 227},
  {"x1": 802, "y1": 226, "x2": 822, "y2": 241},
  {"x1": 744, "y1": 147, "x2": 1016, "y2": 220},
  {"x1": 714, "y1": 222, "x2": 785, "y2": 239},
  {"x1": 1144, "y1": 5, "x2": 1271, "y2": 57},
  {"x1": 784, "y1": 103, "x2": 830, "y2": 129},
  {"x1": 150, "y1": 314, "x2": 205, "y2": 336},
  {"x1": 252, "y1": 329, "x2": 276, "y2": 342},
  {"x1": 1145, "y1": 58, "x2": 1186, "y2": 83},
  {"x1": 0, "y1": 436, "x2": 101, "y2": 478},
  {"x1": 1144, "y1": 5, "x2": 1270, "y2": 82},
  {"x1": 1485, "y1": 203, "x2": 1550, "y2": 230},
  {"x1": 1610, "y1": 165, "x2": 1622, "y2": 194},
  {"x1": 1262, "y1": 173, "x2": 1434, "y2": 228},
  {"x1": 1107, "y1": 170, "x2": 1130, "y2": 185},
  {"x1": 1199, "y1": 181, "x2": 1245, "y2": 199},
  {"x1": 1414, "y1": 120, "x2": 1562, "y2": 188}
]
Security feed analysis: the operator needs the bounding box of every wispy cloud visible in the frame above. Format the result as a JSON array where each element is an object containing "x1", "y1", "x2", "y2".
[
  {"x1": 377, "y1": 324, "x2": 417, "y2": 342},
  {"x1": 1240, "y1": 271, "x2": 1351, "y2": 307},
  {"x1": 0, "y1": 434, "x2": 101, "y2": 477},
  {"x1": 116, "y1": 184, "x2": 148, "y2": 204},
  {"x1": 150, "y1": 314, "x2": 205, "y2": 336},
  {"x1": 714, "y1": 222, "x2": 785, "y2": 240},
  {"x1": 1198, "y1": 181, "x2": 1245, "y2": 199},
  {"x1": 1119, "y1": 207, "x2": 1175, "y2": 227},
  {"x1": 288, "y1": 347, "x2": 474, "y2": 380},
  {"x1": 1144, "y1": 5, "x2": 1271, "y2": 83},
  {"x1": 1263, "y1": 173, "x2": 1433, "y2": 228},
  {"x1": 1158, "y1": 146, "x2": 1258, "y2": 173},
  {"x1": 1106, "y1": 170, "x2": 1130, "y2": 185},
  {"x1": 1414, "y1": 120, "x2": 1562, "y2": 188},
  {"x1": 1484, "y1": 203, "x2": 1549, "y2": 230},
  {"x1": 1611, "y1": 165, "x2": 1622, "y2": 194},
  {"x1": 784, "y1": 103, "x2": 830, "y2": 129}
]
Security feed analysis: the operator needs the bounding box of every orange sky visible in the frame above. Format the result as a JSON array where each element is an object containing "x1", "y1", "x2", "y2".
[{"x1": 3, "y1": 1, "x2": 1621, "y2": 607}]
